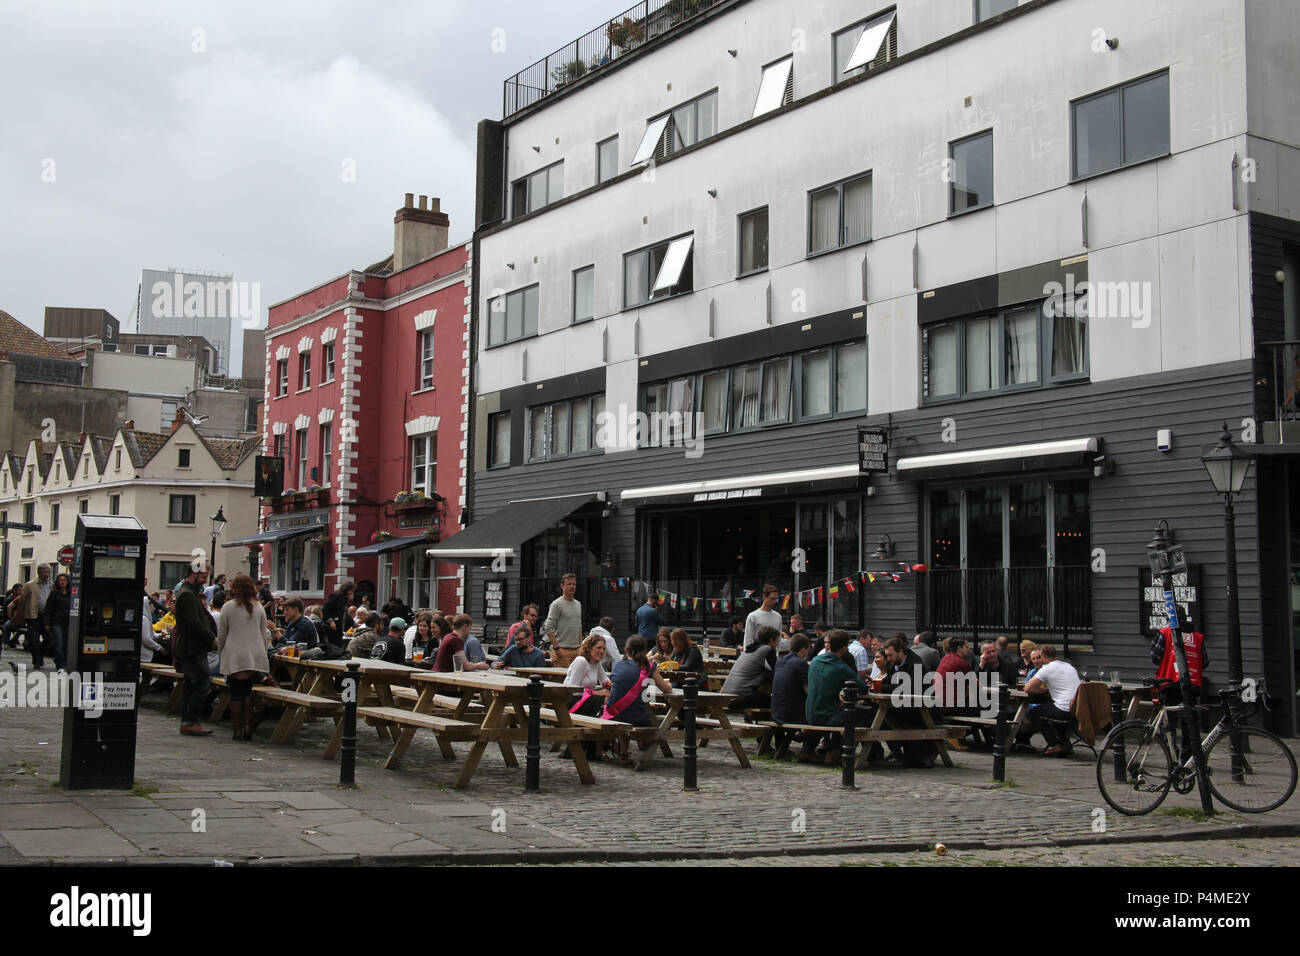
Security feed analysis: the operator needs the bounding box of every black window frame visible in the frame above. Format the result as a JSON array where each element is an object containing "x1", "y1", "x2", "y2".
[
  {"x1": 623, "y1": 233, "x2": 695, "y2": 309},
  {"x1": 737, "y1": 206, "x2": 769, "y2": 277},
  {"x1": 920, "y1": 301, "x2": 1088, "y2": 405},
  {"x1": 596, "y1": 135, "x2": 619, "y2": 184},
  {"x1": 178, "y1": 448, "x2": 191, "y2": 468},
  {"x1": 487, "y1": 411, "x2": 512, "y2": 469},
  {"x1": 168, "y1": 494, "x2": 196, "y2": 525},
  {"x1": 949, "y1": 129, "x2": 994, "y2": 217},
  {"x1": 1070, "y1": 69, "x2": 1171, "y2": 182},
  {"x1": 486, "y1": 284, "x2": 540, "y2": 348},
  {"x1": 572, "y1": 265, "x2": 596, "y2": 324},
  {"x1": 832, "y1": 8, "x2": 898, "y2": 83},
  {"x1": 807, "y1": 172, "x2": 872, "y2": 257},
  {"x1": 511, "y1": 159, "x2": 564, "y2": 217},
  {"x1": 645, "y1": 89, "x2": 719, "y2": 161},
  {"x1": 525, "y1": 394, "x2": 604, "y2": 463},
  {"x1": 973, "y1": 0, "x2": 1018, "y2": 23},
  {"x1": 752, "y1": 54, "x2": 795, "y2": 118}
]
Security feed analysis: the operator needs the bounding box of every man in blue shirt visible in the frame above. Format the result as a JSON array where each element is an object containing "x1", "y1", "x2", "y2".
[
  {"x1": 770, "y1": 635, "x2": 811, "y2": 759},
  {"x1": 494, "y1": 627, "x2": 548, "y2": 670},
  {"x1": 634, "y1": 593, "x2": 665, "y2": 642}
]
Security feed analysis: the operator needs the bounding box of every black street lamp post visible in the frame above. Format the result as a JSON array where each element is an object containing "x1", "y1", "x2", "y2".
[
  {"x1": 209, "y1": 506, "x2": 227, "y2": 577},
  {"x1": 1200, "y1": 423, "x2": 1252, "y2": 687}
]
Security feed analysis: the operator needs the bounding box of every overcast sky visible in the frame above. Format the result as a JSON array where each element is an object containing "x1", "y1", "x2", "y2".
[{"x1": 0, "y1": 0, "x2": 620, "y2": 376}]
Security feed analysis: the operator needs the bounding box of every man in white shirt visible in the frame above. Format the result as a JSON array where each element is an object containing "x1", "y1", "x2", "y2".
[
  {"x1": 1024, "y1": 643, "x2": 1081, "y2": 756},
  {"x1": 743, "y1": 584, "x2": 782, "y2": 650},
  {"x1": 589, "y1": 616, "x2": 622, "y2": 666},
  {"x1": 848, "y1": 629, "x2": 873, "y2": 678}
]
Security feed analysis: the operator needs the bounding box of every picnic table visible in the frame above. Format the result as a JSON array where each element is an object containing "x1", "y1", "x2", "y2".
[
  {"x1": 633, "y1": 687, "x2": 761, "y2": 771},
  {"x1": 385, "y1": 670, "x2": 599, "y2": 788},
  {"x1": 857, "y1": 692, "x2": 964, "y2": 769},
  {"x1": 506, "y1": 666, "x2": 570, "y2": 682},
  {"x1": 1005, "y1": 681, "x2": 1148, "y2": 740},
  {"x1": 290, "y1": 657, "x2": 422, "y2": 754}
]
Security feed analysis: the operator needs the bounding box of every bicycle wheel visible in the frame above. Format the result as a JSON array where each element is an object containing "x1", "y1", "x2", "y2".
[
  {"x1": 1096, "y1": 720, "x2": 1174, "y2": 815},
  {"x1": 1204, "y1": 726, "x2": 1297, "y2": 813}
]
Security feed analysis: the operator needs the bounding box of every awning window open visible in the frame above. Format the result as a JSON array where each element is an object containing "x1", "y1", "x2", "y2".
[
  {"x1": 632, "y1": 115, "x2": 670, "y2": 165},
  {"x1": 752, "y1": 56, "x2": 793, "y2": 117},
  {"x1": 652, "y1": 235, "x2": 694, "y2": 292},
  {"x1": 427, "y1": 493, "x2": 602, "y2": 563},
  {"x1": 843, "y1": 12, "x2": 895, "y2": 72}
]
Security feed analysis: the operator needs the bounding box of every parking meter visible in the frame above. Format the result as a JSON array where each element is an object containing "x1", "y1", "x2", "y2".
[{"x1": 59, "y1": 516, "x2": 147, "y2": 789}]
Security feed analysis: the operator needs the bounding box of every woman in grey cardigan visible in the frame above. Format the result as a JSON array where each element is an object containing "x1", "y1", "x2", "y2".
[{"x1": 218, "y1": 574, "x2": 272, "y2": 741}]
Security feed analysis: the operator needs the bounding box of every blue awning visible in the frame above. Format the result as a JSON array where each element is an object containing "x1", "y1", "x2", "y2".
[
  {"x1": 221, "y1": 527, "x2": 314, "y2": 548},
  {"x1": 340, "y1": 534, "x2": 429, "y2": 558}
]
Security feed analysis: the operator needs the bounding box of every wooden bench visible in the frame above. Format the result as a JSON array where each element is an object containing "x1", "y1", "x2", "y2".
[
  {"x1": 140, "y1": 662, "x2": 185, "y2": 714},
  {"x1": 755, "y1": 720, "x2": 969, "y2": 766},
  {"x1": 391, "y1": 685, "x2": 486, "y2": 716},
  {"x1": 355, "y1": 706, "x2": 480, "y2": 768},
  {"x1": 252, "y1": 686, "x2": 345, "y2": 744}
]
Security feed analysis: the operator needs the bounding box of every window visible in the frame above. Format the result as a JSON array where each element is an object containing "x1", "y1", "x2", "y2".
[
  {"x1": 273, "y1": 433, "x2": 285, "y2": 460},
  {"x1": 101, "y1": 343, "x2": 116, "y2": 352},
  {"x1": 975, "y1": 0, "x2": 1018, "y2": 22},
  {"x1": 834, "y1": 11, "x2": 897, "y2": 80},
  {"x1": 160, "y1": 401, "x2": 177, "y2": 431},
  {"x1": 276, "y1": 360, "x2": 288, "y2": 396},
  {"x1": 922, "y1": 302, "x2": 1086, "y2": 402},
  {"x1": 511, "y1": 160, "x2": 564, "y2": 217},
  {"x1": 573, "y1": 266, "x2": 595, "y2": 324},
  {"x1": 322, "y1": 342, "x2": 335, "y2": 383},
  {"x1": 79, "y1": 499, "x2": 88, "y2": 515},
  {"x1": 732, "y1": 358, "x2": 790, "y2": 429},
  {"x1": 487, "y1": 285, "x2": 539, "y2": 347},
  {"x1": 411, "y1": 433, "x2": 436, "y2": 495},
  {"x1": 624, "y1": 234, "x2": 694, "y2": 308},
  {"x1": 753, "y1": 56, "x2": 794, "y2": 117},
  {"x1": 50, "y1": 503, "x2": 59, "y2": 532},
  {"x1": 298, "y1": 351, "x2": 311, "y2": 390},
  {"x1": 633, "y1": 90, "x2": 718, "y2": 164},
  {"x1": 1072, "y1": 70, "x2": 1170, "y2": 180},
  {"x1": 159, "y1": 561, "x2": 192, "y2": 591},
  {"x1": 319, "y1": 422, "x2": 332, "y2": 486},
  {"x1": 109, "y1": 495, "x2": 120, "y2": 516},
  {"x1": 152, "y1": 345, "x2": 168, "y2": 356},
  {"x1": 739, "y1": 207, "x2": 769, "y2": 275},
  {"x1": 419, "y1": 330, "x2": 435, "y2": 388},
  {"x1": 950, "y1": 131, "x2": 993, "y2": 215},
  {"x1": 526, "y1": 395, "x2": 603, "y2": 461},
  {"x1": 488, "y1": 412, "x2": 511, "y2": 468},
  {"x1": 809, "y1": 173, "x2": 871, "y2": 254},
  {"x1": 114, "y1": 449, "x2": 122, "y2": 471},
  {"x1": 168, "y1": 495, "x2": 195, "y2": 525},
  {"x1": 597, "y1": 136, "x2": 619, "y2": 184},
  {"x1": 178, "y1": 448, "x2": 191, "y2": 468},
  {"x1": 22, "y1": 502, "x2": 35, "y2": 526},
  {"x1": 836, "y1": 341, "x2": 868, "y2": 413},
  {"x1": 296, "y1": 428, "x2": 308, "y2": 488},
  {"x1": 134, "y1": 345, "x2": 150, "y2": 355}
]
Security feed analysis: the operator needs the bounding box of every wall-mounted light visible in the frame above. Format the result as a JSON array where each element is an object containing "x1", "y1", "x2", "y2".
[
  {"x1": 531, "y1": 145, "x2": 541, "y2": 153},
  {"x1": 707, "y1": 188, "x2": 717, "y2": 198},
  {"x1": 870, "y1": 534, "x2": 894, "y2": 560},
  {"x1": 1105, "y1": 37, "x2": 1119, "y2": 50},
  {"x1": 727, "y1": 49, "x2": 737, "y2": 57},
  {"x1": 506, "y1": 262, "x2": 515, "y2": 270}
]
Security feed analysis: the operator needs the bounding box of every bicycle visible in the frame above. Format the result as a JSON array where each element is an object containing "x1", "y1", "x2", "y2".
[{"x1": 1095, "y1": 677, "x2": 1297, "y2": 815}]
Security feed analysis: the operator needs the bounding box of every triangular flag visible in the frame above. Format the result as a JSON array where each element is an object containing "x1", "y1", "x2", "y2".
[
  {"x1": 891, "y1": 573, "x2": 901, "y2": 582},
  {"x1": 867, "y1": 572, "x2": 876, "y2": 583}
]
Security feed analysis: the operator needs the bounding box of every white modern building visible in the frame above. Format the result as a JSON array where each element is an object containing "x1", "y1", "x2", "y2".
[{"x1": 440, "y1": 0, "x2": 1300, "y2": 731}]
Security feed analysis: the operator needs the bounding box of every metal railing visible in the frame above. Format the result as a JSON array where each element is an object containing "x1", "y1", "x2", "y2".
[
  {"x1": 503, "y1": 0, "x2": 725, "y2": 117},
  {"x1": 916, "y1": 566, "x2": 1092, "y2": 646},
  {"x1": 1258, "y1": 340, "x2": 1300, "y2": 443}
]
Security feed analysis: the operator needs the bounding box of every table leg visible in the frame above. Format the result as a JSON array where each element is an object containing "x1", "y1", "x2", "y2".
[
  {"x1": 637, "y1": 703, "x2": 681, "y2": 770},
  {"x1": 920, "y1": 707, "x2": 953, "y2": 768},
  {"x1": 454, "y1": 694, "x2": 506, "y2": 789},
  {"x1": 552, "y1": 707, "x2": 594, "y2": 785},
  {"x1": 384, "y1": 726, "x2": 419, "y2": 770},
  {"x1": 710, "y1": 706, "x2": 751, "y2": 769}
]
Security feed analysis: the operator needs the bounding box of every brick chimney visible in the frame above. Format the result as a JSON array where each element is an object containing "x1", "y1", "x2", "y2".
[
  {"x1": 171, "y1": 406, "x2": 187, "y2": 433},
  {"x1": 393, "y1": 194, "x2": 449, "y2": 272}
]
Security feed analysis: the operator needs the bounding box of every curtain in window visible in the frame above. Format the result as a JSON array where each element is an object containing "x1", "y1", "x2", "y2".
[
  {"x1": 810, "y1": 189, "x2": 838, "y2": 252},
  {"x1": 701, "y1": 371, "x2": 728, "y2": 431},
  {"x1": 668, "y1": 377, "x2": 694, "y2": 439},
  {"x1": 551, "y1": 403, "x2": 570, "y2": 456},
  {"x1": 1051, "y1": 313, "x2": 1087, "y2": 377},
  {"x1": 1005, "y1": 309, "x2": 1038, "y2": 385},
  {"x1": 836, "y1": 342, "x2": 867, "y2": 411},
  {"x1": 625, "y1": 252, "x2": 647, "y2": 307},
  {"x1": 842, "y1": 177, "x2": 871, "y2": 244},
  {"x1": 571, "y1": 401, "x2": 590, "y2": 453},
  {"x1": 965, "y1": 317, "x2": 998, "y2": 393},
  {"x1": 492, "y1": 415, "x2": 511, "y2": 464},
  {"x1": 529, "y1": 408, "x2": 547, "y2": 460},
  {"x1": 802, "y1": 351, "x2": 832, "y2": 417},
  {"x1": 927, "y1": 326, "x2": 958, "y2": 397},
  {"x1": 732, "y1": 366, "x2": 760, "y2": 429},
  {"x1": 591, "y1": 396, "x2": 605, "y2": 448},
  {"x1": 760, "y1": 358, "x2": 790, "y2": 423}
]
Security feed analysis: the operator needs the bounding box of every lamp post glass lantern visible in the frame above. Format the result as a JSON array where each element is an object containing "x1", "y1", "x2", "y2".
[{"x1": 209, "y1": 506, "x2": 227, "y2": 576}]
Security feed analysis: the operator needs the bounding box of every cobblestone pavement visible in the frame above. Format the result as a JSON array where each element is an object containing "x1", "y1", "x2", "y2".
[{"x1": 1, "y1": 682, "x2": 1298, "y2": 864}]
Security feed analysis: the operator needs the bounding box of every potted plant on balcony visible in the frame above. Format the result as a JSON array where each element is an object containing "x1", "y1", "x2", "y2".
[
  {"x1": 393, "y1": 490, "x2": 430, "y2": 511},
  {"x1": 551, "y1": 58, "x2": 587, "y2": 88},
  {"x1": 370, "y1": 530, "x2": 393, "y2": 544},
  {"x1": 305, "y1": 484, "x2": 326, "y2": 506},
  {"x1": 607, "y1": 16, "x2": 645, "y2": 53}
]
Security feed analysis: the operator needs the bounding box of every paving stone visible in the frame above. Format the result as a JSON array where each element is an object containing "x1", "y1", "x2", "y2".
[
  {"x1": 3, "y1": 827, "x2": 140, "y2": 859},
  {"x1": 0, "y1": 803, "x2": 104, "y2": 828}
]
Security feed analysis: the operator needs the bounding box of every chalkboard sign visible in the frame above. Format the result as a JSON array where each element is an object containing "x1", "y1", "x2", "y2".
[
  {"x1": 858, "y1": 426, "x2": 889, "y2": 475},
  {"x1": 1138, "y1": 565, "x2": 1201, "y2": 636},
  {"x1": 484, "y1": 580, "x2": 505, "y2": 619}
]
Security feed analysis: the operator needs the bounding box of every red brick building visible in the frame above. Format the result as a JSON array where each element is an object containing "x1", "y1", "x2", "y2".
[{"x1": 236, "y1": 195, "x2": 470, "y2": 611}]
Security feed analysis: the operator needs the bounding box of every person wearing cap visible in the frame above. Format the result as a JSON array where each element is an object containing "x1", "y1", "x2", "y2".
[{"x1": 370, "y1": 618, "x2": 408, "y2": 664}]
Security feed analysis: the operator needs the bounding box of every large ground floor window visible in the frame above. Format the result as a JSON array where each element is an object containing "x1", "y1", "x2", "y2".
[
  {"x1": 273, "y1": 537, "x2": 325, "y2": 594},
  {"x1": 922, "y1": 476, "x2": 1090, "y2": 635},
  {"x1": 382, "y1": 547, "x2": 433, "y2": 612}
]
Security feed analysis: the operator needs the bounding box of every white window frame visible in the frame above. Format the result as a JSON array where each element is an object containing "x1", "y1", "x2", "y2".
[
  {"x1": 419, "y1": 330, "x2": 435, "y2": 388},
  {"x1": 410, "y1": 433, "x2": 436, "y2": 495},
  {"x1": 322, "y1": 342, "x2": 335, "y2": 383},
  {"x1": 298, "y1": 351, "x2": 311, "y2": 391},
  {"x1": 319, "y1": 422, "x2": 332, "y2": 486},
  {"x1": 841, "y1": 11, "x2": 897, "y2": 74},
  {"x1": 296, "y1": 428, "x2": 309, "y2": 488}
]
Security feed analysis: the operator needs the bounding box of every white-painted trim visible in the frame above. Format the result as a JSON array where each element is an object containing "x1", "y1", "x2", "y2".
[
  {"x1": 294, "y1": 414, "x2": 311, "y2": 431},
  {"x1": 621, "y1": 465, "x2": 859, "y2": 502},
  {"x1": 272, "y1": 421, "x2": 288, "y2": 436},
  {"x1": 297, "y1": 336, "x2": 314, "y2": 353},
  {"x1": 413, "y1": 309, "x2": 437, "y2": 331},
  {"x1": 895, "y1": 437, "x2": 1100, "y2": 474},
  {"x1": 317, "y1": 407, "x2": 335, "y2": 424},
  {"x1": 275, "y1": 345, "x2": 292, "y2": 361},
  {"x1": 404, "y1": 415, "x2": 440, "y2": 437},
  {"x1": 321, "y1": 326, "x2": 338, "y2": 344}
]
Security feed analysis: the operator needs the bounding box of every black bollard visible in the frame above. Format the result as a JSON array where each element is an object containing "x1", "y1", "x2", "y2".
[
  {"x1": 526, "y1": 675, "x2": 542, "y2": 792},
  {"x1": 993, "y1": 681, "x2": 1009, "y2": 783},
  {"x1": 682, "y1": 676, "x2": 699, "y2": 792},
  {"x1": 1108, "y1": 682, "x2": 1128, "y2": 782},
  {"x1": 340, "y1": 662, "x2": 360, "y2": 787},
  {"x1": 841, "y1": 680, "x2": 858, "y2": 790}
]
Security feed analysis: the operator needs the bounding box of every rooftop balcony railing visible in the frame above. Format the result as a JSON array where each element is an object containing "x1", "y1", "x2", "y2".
[{"x1": 503, "y1": 0, "x2": 725, "y2": 118}]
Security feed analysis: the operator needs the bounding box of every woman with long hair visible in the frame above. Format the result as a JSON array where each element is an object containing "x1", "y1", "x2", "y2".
[
  {"x1": 650, "y1": 627, "x2": 674, "y2": 663},
  {"x1": 46, "y1": 573, "x2": 72, "y2": 671},
  {"x1": 218, "y1": 574, "x2": 271, "y2": 741},
  {"x1": 565, "y1": 633, "x2": 613, "y2": 759},
  {"x1": 604, "y1": 635, "x2": 673, "y2": 765}
]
